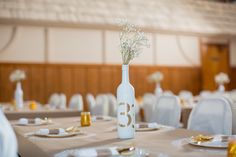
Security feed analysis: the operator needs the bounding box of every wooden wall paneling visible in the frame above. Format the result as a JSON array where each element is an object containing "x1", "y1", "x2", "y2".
[
  {"x1": 0, "y1": 64, "x2": 16, "y2": 102},
  {"x1": 44, "y1": 65, "x2": 61, "y2": 102},
  {"x1": 73, "y1": 67, "x2": 87, "y2": 110},
  {"x1": 230, "y1": 67, "x2": 236, "y2": 90},
  {"x1": 60, "y1": 66, "x2": 74, "y2": 105},
  {"x1": 73, "y1": 67, "x2": 87, "y2": 95},
  {"x1": 30, "y1": 65, "x2": 46, "y2": 103},
  {"x1": 86, "y1": 67, "x2": 100, "y2": 96},
  {"x1": 168, "y1": 67, "x2": 185, "y2": 94},
  {"x1": 133, "y1": 67, "x2": 149, "y2": 97},
  {"x1": 99, "y1": 67, "x2": 113, "y2": 93},
  {"x1": 111, "y1": 66, "x2": 121, "y2": 95}
]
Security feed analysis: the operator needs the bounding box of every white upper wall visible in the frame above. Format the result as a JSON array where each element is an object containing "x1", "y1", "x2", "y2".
[
  {"x1": 156, "y1": 34, "x2": 200, "y2": 66},
  {"x1": 48, "y1": 28, "x2": 103, "y2": 63},
  {"x1": 0, "y1": 25, "x2": 45, "y2": 62},
  {"x1": 0, "y1": 25, "x2": 235, "y2": 67},
  {"x1": 230, "y1": 37, "x2": 236, "y2": 67}
]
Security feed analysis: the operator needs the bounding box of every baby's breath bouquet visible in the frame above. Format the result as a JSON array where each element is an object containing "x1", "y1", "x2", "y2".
[
  {"x1": 214, "y1": 72, "x2": 230, "y2": 85},
  {"x1": 119, "y1": 22, "x2": 149, "y2": 65},
  {"x1": 9, "y1": 69, "x2": 26, "y2": 83},
  {"x1": 147, "y1": 71, "x2": 164, "y2": 83}
]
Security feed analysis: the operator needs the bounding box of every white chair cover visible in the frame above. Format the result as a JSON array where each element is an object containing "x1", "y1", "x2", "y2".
[
  {"x1": 94, "y1": 94, "x2": 109, "y2": 116},
  {"x1": 200, "y1": 90, "x2": 212, "y2": 98},
  {"x1": 59, "y1": 93, "x2": 67, "y2": 109},
  {"x1": 48, "y1": 93, "x2": 60, "y2": 108},
  {"x1": 163, "y1": 90, "x2": 174, "y2": 96},
  {"x1": 151, "y1": 96, "x2": 181, "y2": 127},
  {"x1": 187, "y1": 97, "x2": 232, "y2": 135},
  {"x1": 223, "y1": 96, "x2": 236, "y2": 135},
  {"x1": 69, "y1": 94, "x2": 84, "y2": 111},
  {"x1": 179, "y1": 90, "x2": 193, "y2": 104},
  {"x1": 230, "y1": 89, "x2": 236, "y2": 103},
  {"x1": 107, "y1": 93, "x2": 117, "y2": 117},
  {"x1": 0, "y1": 110, "x2": 18, "y2": 157},
  {"x1": 86, "y1": 93, "x2": 96, "y2": 113},
  {"x1": 142, "y1": 93, "x2": 156, "y2": 122}
]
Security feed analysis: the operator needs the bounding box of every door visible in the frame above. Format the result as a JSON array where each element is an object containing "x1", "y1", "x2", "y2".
[{"x1": 201, "y1": 41, "x2": 230, "y2": 91}]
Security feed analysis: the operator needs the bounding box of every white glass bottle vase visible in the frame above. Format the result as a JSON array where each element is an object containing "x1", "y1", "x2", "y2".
[
  {"x1": 15, "y1": 82, "x2": 24, "y2": 109},
  {"x1": 117, "y1": 65, "x2": 135, "y2": 139},
  {"x1": 154, "y1": 82, "x2": 163, "y2": 97}
]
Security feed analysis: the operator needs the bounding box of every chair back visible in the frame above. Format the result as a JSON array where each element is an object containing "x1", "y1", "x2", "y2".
[
  {"x1": 143, "y1": 93, "x2": 156, "y2": 122},
  {"x1": 48, "y1": 93, "x2": 60, "y2": 108},
  {"x1": 107, "y1": 93, "x2": 117, "y2": 117},
  {"x1": 152, "y1": 96, "x2": 181, "y2": 127},
  {"x1": 69, "y1": 94, "x2": 84, "y2": 111},
  {"x1": 94, "y1": 94, "x2": 109, "y2": 115},
  {"x1": 86, "y1": 93, "x2": 96, "y2": 113},
  {"x1": 0, "y1": 110, "x2": 18, "y2": 157},
  {"x1": 188, "y1": 97, "x2": 232, "y2": 135}
]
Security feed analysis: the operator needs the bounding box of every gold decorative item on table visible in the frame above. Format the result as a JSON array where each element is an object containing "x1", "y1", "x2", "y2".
[
  {"x1": 29, "y1": 101, "x2": 37, "y2": 110},
  {"x1": 81, "y1": 112, "x2": 91, "y2": 127},
  {"x1": 228, "y1": 140, "x2": 236, "y2": 157},
  {"x1": 191, "y1": 134, "x2": 213, "y2": 143}
]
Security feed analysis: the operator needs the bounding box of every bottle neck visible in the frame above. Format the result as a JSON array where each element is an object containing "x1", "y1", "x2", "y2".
[
  {"x1": 122, "y1": 65, "x2": 129, "y2": 83},
  {"x1": 16, "y1": 82, "x2": 22, "y2": 90}
]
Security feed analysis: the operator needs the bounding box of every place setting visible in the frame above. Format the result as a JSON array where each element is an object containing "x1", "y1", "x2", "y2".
[
  {"x1": 54, "y1": 145, "x2": 150, "y2": 157},
  {"x1": 25, "y1": 126, "x2": 96, "y2": 140},
  {"x1": 135, "y1": 123, "x2": 168, "y2": 132},
  {"x1": 15, "y1": 117, "x2": 53, "y2": 126},
  {"x1": 171, "y1": 134, "x2": 236, "y2": 155}
]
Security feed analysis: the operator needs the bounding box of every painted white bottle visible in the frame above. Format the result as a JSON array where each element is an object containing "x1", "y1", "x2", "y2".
[
  {"x1": 117, "y1": 64, "x2": 135, "y2": 139},
  {"x1": 155, "y1": 82, "x2": 163, "y2": 97},
  {"x1": 15, "y1": 82, "x2": 24, "y2": 109}
]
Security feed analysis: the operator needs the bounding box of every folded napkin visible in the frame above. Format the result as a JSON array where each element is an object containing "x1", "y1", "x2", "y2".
[
  {"x1": 135, "y1": 123, "x2": 158, "y2": 129},
  {"x1": 37, "y1": 128, "x2": 66, "y2": 135},
  {"x1": 92, "y1": 116, "x2": 111, "y2": 122},
  {"x1": 55, "y1": 147, "x2": 119, "y2": 157},
  {"x1": 18, "y1": 118, "x2": 42, "y2": 125}
]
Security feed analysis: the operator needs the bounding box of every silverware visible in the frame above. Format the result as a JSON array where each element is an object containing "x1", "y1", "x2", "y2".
[
  {"x1": 117, "y1": 146, "x2": 135, "y2": 154},
  {"x1": 65, "y1": 126, "x2": 80, "y2": 133}
]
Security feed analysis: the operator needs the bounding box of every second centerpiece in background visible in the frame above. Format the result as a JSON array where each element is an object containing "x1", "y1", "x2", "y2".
[{"x1": 116, "y1": 21, "x2": 149, "y2": 139}]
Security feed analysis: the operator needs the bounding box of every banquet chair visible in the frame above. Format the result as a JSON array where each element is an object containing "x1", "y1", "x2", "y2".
[
  {"x1": 163, "y1": 90, "x2": 174, "y2": 96},
  {"x1": 59, "y1": 93, "x2": 67, "y2": 109},
  {"x1": 86, "y1": 93, "x2": 96, "y2": 113},
  {"x1": 142, "y1": 93, "x2": 156, "y2": 122},
  {"x1": 230, "y1": 90, "x2": 236, "y2": 103},
  {"x1": 0, "y1": 110, "x2": 18, "y2": 157},
  {"x1": 94, "y1": 94, "x2": 109, "y2": 116},
  {"x1": 107, "y1": 93, "x2": 117, "y2": 117},
  {"x1": 200, "y1": 90, "x2": 212, "y2": 98},
  {"x1": 69, "y1": 94, "x2": 84, "y2": 111},
  {"x1": 187, "y1": 97, "x2": 232, "y2": 135},
  {"x1": 179, "y1": 90, "x2": 193, "y2": 104},
  {"x1": 151, "y1": 95, "x2": 181, "y2": 127},
  {"x1": 48, "y1": 93, "x2": 61, "y2": 108},
  {"x1": 223, "y1": 96, "x2": 236, "y2": 135}
]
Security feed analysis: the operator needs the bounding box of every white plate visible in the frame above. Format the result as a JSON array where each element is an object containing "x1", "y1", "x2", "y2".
[
  {"x1": 34, "y1": 131, "x2": 84, "y2": 138},
  {"x1": 16, "y1": 121, "x2": 49, "y2": 126},
  {"x1": 188, "y1": 135, "x2": 236, "y2": 148}
]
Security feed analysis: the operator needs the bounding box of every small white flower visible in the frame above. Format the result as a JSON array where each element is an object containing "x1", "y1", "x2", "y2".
[
  {"x1": 9, "y1": 69, "x2": 26, "y2": 82},
  {"x1": 119, "y1": 21, "x2": 149, "y2": 65},
  {"x1": 214, "y1": 72, "x2": 230, "y2": 85},
  {"x1": 147, "y1": 71, "x2": 164, "y2": 83}
]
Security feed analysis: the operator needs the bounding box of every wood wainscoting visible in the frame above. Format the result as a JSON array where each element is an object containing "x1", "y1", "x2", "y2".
[{"x1": 0, "y1": 63, "x2": 202, "y2": 108}]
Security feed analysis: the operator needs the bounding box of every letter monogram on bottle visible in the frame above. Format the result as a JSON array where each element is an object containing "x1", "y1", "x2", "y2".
[{"x1": 118, "y1": 102, "x2": 134, "y2": 128}]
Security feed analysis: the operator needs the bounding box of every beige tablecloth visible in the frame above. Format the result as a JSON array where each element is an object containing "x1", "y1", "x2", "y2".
[
  {"x1": 5, "y1": 109, "x2": 80, "y2": 120},
  {"x1": 12, "y1": 117, "x2": 226, "y2": 157}
]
